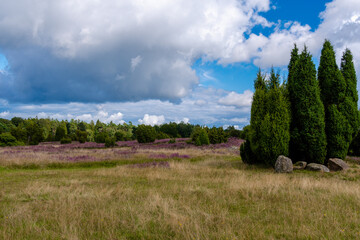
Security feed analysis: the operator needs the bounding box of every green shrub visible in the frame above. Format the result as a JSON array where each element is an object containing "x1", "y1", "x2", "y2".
[
  {"x1": 168, "y1": 138, "x2": 176, "y2": 144},
  {"x1": 115, "y1": 130, "x2": 126, "y2": 141},
  {"x1": 76, "y1": 130, "x2": 87, "y2": 143},
  {"x1": 195, "y1": 137, "x2": 202, "y2": 146},
  {"x1": 55, "y1": 123, "x2": 67, "y2": 141},
  {"x1": 60, "y1": 137, "x2": 72, "y2": 144},
  {"x1": 105, "y1": 137, "x2": 117, "y2": 148},
  {"x1": 190, "y1": 126, "x2": 202, "y2": 143},
  {"x1": 95, "y1": 132, "x2": 108, "y2": 143},
  {"x1": 156, "y1": 131, "x2": 169, "y2": 140},
  {"x1": 208, "y1": 127, "x2": 227, "y2": 144},
  {"x1": 136, "y1": 125, "x2": 156, "y2": 143},
  {"x1": 0, "y1": 133, "x2": 24, "y2": 147},
  {"x1": 196, "y1": 129, "x2": 209, "y2": 146}
]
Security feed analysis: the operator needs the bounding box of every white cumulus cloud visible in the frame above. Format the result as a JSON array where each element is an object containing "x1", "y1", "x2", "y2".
[
  {"x1": 138, "y1": 114, "x2": 165, "y2": 126},
  {"x1": 218, "y1": 90, "x2": 253, "y2": 108}
]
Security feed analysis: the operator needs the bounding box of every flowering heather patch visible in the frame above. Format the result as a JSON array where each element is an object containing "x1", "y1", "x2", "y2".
[
  {"x1": 57, "y1": 155, "x2": 98, "y2": 162},
  {"x1": 169, "y1": 153, "x2": 190, "y2": 159},
  {"x1": 0, "y1": 137, "x2": 243, "y2": 167},
  {"x1": 129, "y1": 161, "x2": 170, "y2": 168}
]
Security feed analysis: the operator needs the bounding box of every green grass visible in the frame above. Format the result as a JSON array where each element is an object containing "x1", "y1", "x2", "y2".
[{"x1": 1, "y1": 158, "x2": 360, "y2": 239}]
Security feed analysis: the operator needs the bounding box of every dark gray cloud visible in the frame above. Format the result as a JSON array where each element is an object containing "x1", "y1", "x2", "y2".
[{"x1": 0, "y1": 0, "x2": 271, "y2": 103}]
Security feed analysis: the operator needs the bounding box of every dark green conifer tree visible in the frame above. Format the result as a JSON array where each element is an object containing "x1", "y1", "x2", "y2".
[
  {"x1": 340, "y1": 49, "x2": 360, "y2": 139},
  {"x1": 245, "y1": 69, "x2": 267, "y2": 164},
  {"x1": 259, "y1": 70, "x2": 290, "y2": 166},
  {"x1": 318, "y1": 40, "x2": 351, "y2": 160},
  {"x1": 287, "y1": 44, "x2": 299, "y2": 84},
  {"x1": 288, "y1": 46, "x2": 327, "y2": 164},
  {"x1": 241, "y1": 68, "x2": 290, "y2": 166}
]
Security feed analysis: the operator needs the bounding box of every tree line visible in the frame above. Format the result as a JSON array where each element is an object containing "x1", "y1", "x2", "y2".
[
  {"x1": 241, "y1": 40, "x2": 359, "y2": 166},
  {"x1": 0, "y1": 117, "x2": 243, "y2": 147}
]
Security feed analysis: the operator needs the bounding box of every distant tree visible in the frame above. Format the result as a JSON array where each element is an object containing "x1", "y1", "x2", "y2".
[
  {"x1": 66, "y1": 120, "x2": 78, "y2": 140},
  {"x1": 160, "y1": 123, "x2": 178, "y2": 138},
  {"x1": 55, "y1": 122, "x2": 68, "y2": 141},
  {"x1": 105, "y1": 137, "x2": 117, "y2": 147},
  {"x1": 11, "y1": 117, "x2": 24, "y2": 127},
  {"x1": 78, "y1": 121, "x2": 87, "y2": 131},
  {"x1": 115, "y1": 130, "x2": 126, "y2": 141},
  {"x1": 225, "y1": 126, "x2": 242, "y2": 138},
  {"x1": 177, "y1": 122, "x2": 194, "y2": 138},
  {"x1": 76, "y1": 130, "x2": 87, "y2": 143},
  {"x1": 26, "y1": 120, "x2": 44, "y2": 145},
  {"x1": 10, "y1": 123, "x2": 27, "y2": 143},
  {"x1": 0, "y1": 132, "x2": 24, "y2": 146},
  {"x1": 289, "y1": 46, "x2": 327, "y2": 164},
  {"x1": 95, "y1": 132, "x2": 108, "y2": 143},
  {"x1": 136, "y1": 125, "x2": 156, "y2": 143},
  {"x1": 196, "y1": 129, "x2": 210, "y2": 146},
  {"x1": 208, "y1": 127, "x2": 227, "y2": 144},
  {"x1": 156, "y1": 131, "x2": 169, "y2": 140}
]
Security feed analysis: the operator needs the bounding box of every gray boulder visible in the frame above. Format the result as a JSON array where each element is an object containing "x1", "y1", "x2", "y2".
[
  {"x1": 306, "y1": 163, "x2": 330, "y2": 172},
  {"x1": 275, "y1": 155, "x2": 293, "y2": 173},
  {"x1": 293, "y1": 161, "x2": 307, "y2": 170},
  {"x1": 328, "y1": 158, "x2": 349, "y2": 171}
]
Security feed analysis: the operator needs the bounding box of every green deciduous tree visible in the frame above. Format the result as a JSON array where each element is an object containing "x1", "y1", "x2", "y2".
[
  {"x1": 55, "y1": 122, "x2": 68, "y2": 141},
  {"x1": 136, "y1": 125, "x2": 156, "y2": 143}
]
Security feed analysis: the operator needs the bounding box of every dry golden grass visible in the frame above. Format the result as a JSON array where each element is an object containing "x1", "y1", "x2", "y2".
[{"x1": 1, "y1": 156, "x2": 360, "y2": 239}]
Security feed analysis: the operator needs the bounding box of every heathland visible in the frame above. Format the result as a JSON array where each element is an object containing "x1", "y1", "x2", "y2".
[{"x1": 1, "y1": 138, "x2": 360, "y2": 239}]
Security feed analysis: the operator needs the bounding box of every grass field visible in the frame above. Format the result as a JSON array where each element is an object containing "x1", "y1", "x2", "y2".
[{"x1": 1, "y1": 139, "x2": 360, "y2": 239}]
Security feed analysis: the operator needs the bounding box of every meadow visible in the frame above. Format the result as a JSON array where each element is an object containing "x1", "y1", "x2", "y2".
[{"x1": 1, "y1": 138, "x2": 360, "y2": 239}]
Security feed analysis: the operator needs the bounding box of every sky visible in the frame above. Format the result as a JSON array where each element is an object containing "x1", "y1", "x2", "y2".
[{"x1": 0, "y1": 0, "x2": 359, "y2": 128}]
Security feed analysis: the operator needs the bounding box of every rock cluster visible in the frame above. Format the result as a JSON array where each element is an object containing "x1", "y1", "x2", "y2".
[{"x1": 274, "y1": 156, "x2": 349, "y2": 173}]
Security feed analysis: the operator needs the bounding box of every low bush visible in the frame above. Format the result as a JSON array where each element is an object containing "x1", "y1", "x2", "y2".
[
  {"x1": 156, "y1": 131, "x2": 169, "y2": 140},
  {"x1": 208, "y1": 127, "x2": 227, "y2": 144},
  {"x1": 105, "y1": 137, "x2": 117, "y2": 148},
  {"x1": 60, "y1": 137, "x2": 72, "y2": 144},
  {"x1": 95, "y1": 132, "x2": 108, "y2": 143},
  {"x1": 76, "y1": 130, "x2": 87, "y2": 143},
  {"x1": 115, "y1": 130, "x2": 126, "y2": 141},
  {"x1": 195, "y1": 129, "x2": 210, "y2": 146},
  {"x1": 136, "y1": 125, "x2": 156, "y2": 143},
  {"x1": 0, "y1": 133, "x2": 24, "y2": 147}
]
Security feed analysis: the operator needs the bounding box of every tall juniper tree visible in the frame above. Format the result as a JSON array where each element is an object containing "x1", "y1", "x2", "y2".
[
  {"x1": 259, "y1": 68, "x2": 290, "y2": 166},
  {"x1": 340, "y1": 49, "x2": 360, "y2": 139},
  {"x1": 241, "y1": 68, "x2": 290, "y2": 166},
  {"x1": 241, "y1": 69, "x2": 267, "y2": 164},
  {"x1": 288, "y1": 46, "x2": 327, "y2": 164},
  {"x1": 318, "y1": 40, "x2": 351, "y2": 160}
]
